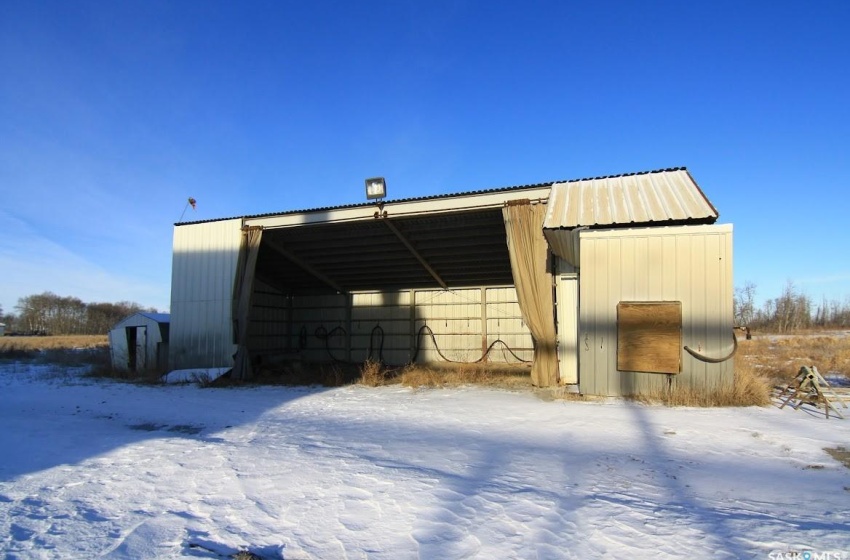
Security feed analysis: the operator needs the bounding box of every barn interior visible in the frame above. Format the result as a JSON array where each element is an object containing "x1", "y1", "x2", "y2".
[
  {"x1": 239, "y1": 204, "x2": 539, "y2": 383},
  {"x1": 255, "y1": 208, "x2": 514, "y2": 295}
]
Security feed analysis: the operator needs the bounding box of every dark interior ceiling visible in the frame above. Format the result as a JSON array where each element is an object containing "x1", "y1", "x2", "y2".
[{"x1": 256, "y1": 208, "x2": 512, "y2": 295}]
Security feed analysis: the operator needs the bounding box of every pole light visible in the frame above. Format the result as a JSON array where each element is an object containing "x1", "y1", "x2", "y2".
[{"x1": 365, "y1": 177, "x2": 387, "y2": 200}]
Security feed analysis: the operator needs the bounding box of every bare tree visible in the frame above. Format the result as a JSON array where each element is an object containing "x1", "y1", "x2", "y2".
[
  {"x1": 733, "y1": 282, "x2": 757, "y2": 326},
  {"x1": 86, "y1": 301, "x2": 147, "y2": 334},
  {"x1": 751, "y1": 281, "x2": 813, "y2": 333},
  {"x1": 14, "y1": 292, "x2": 152, "y2": 335}
]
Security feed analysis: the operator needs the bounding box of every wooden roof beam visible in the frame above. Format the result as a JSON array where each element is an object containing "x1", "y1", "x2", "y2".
[
  {"x1": 380, "y1": 217, "x2": 448, "y2": 290},
  {"x1": 262, "y1": 238, "x2": 347, "y2": 294}
]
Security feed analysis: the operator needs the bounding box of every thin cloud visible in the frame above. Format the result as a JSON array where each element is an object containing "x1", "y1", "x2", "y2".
[{"x1": 0, "y1": 215, "x2": 169, "y2": 312}]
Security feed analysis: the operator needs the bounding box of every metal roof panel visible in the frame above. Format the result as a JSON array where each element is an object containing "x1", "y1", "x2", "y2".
[{"x1": 543, "y1": 168, "x2": 718, "y2": 229}]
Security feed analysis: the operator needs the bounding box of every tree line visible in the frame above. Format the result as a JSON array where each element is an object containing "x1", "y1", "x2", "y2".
[
  {"x1": 0, "y1": 292, "x2": 158, "y2": 336},
  {"x1": 734, "y1": 281, "x2": 850, "y2": 332},
  {"x1": 1, "y1": 284, "x2": 847, "y2": 336}
]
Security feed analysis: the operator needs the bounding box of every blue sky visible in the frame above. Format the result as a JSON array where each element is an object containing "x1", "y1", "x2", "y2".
[{"x1": 1, "y1": 0, "x2": 848, "y2": 314}]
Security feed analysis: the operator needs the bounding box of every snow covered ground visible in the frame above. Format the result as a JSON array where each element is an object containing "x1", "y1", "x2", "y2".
[{"x1": 1, "y1": 363, "x2": 849, "y2": 559}]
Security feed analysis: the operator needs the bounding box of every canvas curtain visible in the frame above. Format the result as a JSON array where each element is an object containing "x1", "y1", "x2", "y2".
[
  {"x1": 232, "y1": 226, "x2": 263, "y2": 381},
  {"x1": 503, "y1": 201, "x2": 559, "y2": 387}
]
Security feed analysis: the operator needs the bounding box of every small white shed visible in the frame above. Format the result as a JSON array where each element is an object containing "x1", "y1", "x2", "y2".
[{"x1": 109, "y1": 313, "x2": 170, "y2": 374}]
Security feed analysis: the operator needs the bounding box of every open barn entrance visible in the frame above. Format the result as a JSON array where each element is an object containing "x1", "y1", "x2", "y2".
[{"x1": 236, "y1": 207, "x2": 544, "y2": 384}]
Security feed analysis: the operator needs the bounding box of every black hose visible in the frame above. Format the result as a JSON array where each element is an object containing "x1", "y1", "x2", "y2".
[
  {"x1": 311, "y1": 324, "x2": 384, "y2": 364},
  {"x1": 314, "y1": 325, "x2": 347, "y2": 363},
  {"x1": 304, "y1": 323, "x2": 530, "y2": 367},
  {"x1": 411, "y1": 324, "x2": 530, "y2": 364},
  {"x1": 684, "y1": 331, "x2": 738, "y2": 363},
  {"x1": 368, "y1": 325, "x2": 385, "y2": 363}
]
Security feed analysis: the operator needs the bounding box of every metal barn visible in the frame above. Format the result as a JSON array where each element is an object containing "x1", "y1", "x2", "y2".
[
  {"x1": 109, "y1": 312, "x2": 170, "y2": 374},
  {"x1": 168, "y1": 167, "x2": 735, "y2": 396}
]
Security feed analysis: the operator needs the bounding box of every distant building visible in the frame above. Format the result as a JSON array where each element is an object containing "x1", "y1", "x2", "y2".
[{"x1": 109, "y1": 313, "x2": 170, "y2": 374}]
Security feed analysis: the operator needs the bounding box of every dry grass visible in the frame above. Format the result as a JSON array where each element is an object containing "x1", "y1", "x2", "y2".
[
  {"x1": 0, "y1": 335, "x2": 110, "y2": 368},
  {"x1": 635, "y1": 355, "x2": 772, "y2": 407},
  {"x1": 634, "y1": 332, "x2": 850, "y2": 407},
  {"x1": 399, "y1": 363, "x2": 532, "y2": 389},
  {"x1": 739, "y1": 333, "x2": 850, "y2": 385},
  {"x1": 0, "y1": 335, "x2": 108, "y2": 352},
  {"x1": 357, "y1": 359, "x2": 385, "y2": 387},
  {"x1": 241, "y1": 361, "x2": 355, "y2": 387},
  {"x1": 354, "y1": 360, "x2": 533, "y2": 390}
]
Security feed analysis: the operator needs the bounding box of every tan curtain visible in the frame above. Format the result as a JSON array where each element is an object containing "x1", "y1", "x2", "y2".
[
  {"x1": 503, "y1": 201, "x2": 559, "y2": 387},
  {"x1": 232, "y1": 226, "x2": 263, "y2": 381}
]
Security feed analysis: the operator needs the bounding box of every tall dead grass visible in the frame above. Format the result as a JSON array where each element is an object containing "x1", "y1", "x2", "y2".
[
  {"x1": 356, "y1": 360, "x2": 532, "y2": 389},
  {"x1": 0, "y1": 335, "x2": 108, "y2": 352},
  {"x1": 739, "y1": 334, "x2": 850, "y2": 385},
  {"x1": 357, "y1": 359, "x2": 386, "y2": 387},
  {"x1": 635, "y1": 355, "x2": 772, "y2": 407},
  {"x1": 636, "y1": 333, "x2": 850, "y2": 407},
  {"x1": 0, "y1": 335, "x2": 110, "y2": 367}
]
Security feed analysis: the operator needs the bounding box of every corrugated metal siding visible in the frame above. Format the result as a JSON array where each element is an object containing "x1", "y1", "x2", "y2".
[
  {"x1": 351, "y1": 291, "x2": 411, "y2": 364},
  {"x1": 291, "y1": 294, "x2": 348, "y2": 362},
  {"x1": 543, "y1": 228, "x2": 581, "y2": 268},
  {"x1": 484, "y1": 287, "x2": 534, "y2": 363},
  {"x1": 544, "y1": 169, "x2": 718, "y2": 229},
  {"x1": 279, "y1": 287, "x2": 532, "y2": 365},
  {"x1": 249, "y1": 279, "x2": 291, "y2": 354},
  {"x1": 415, "y1": 289, "x2": 483, "y2": 363},
  {"x1": 169, "y1": 219, "x2": 243, "y2": 369},
  {"x1": 578, "y1": 224, "x2": 733, "y2": 397},
  {"x1": 414, "y1": 288, "x2": 532, "y2": 363}
]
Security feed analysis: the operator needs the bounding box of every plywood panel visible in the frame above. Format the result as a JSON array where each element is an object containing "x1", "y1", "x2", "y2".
[{"x1": 617, "y1": 301, "x2": 682, "y2": 374}]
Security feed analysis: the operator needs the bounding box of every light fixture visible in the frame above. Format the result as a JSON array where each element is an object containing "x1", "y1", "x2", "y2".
[{"x1": 365, "y1": 177, "x2": 386, "y2": 200}]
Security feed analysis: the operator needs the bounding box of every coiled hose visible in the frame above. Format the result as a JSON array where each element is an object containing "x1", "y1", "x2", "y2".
[{"x1": 310, "y1": 323, "x2": 530, "y2": 365}]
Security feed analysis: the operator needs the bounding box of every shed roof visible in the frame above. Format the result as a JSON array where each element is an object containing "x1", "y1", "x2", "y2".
[
  {"x1": 139, "y1": 312, "x2": 170, "y2": 324},
  {"x1": 543, "y1": 168, "x2": 718, "y2": 229},
  {"x1": 111, "y1": 312, "x2": 170, "y2": 331}
]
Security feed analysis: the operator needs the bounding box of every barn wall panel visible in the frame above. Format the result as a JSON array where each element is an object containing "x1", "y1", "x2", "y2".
[
  {"x1": 579, "y1": 224, "x2": 733, "y2": 397},
  {"x1": 169, "y1": 219, "x2": 243, "y2": 369},
  {"x1": 484, "y1": 287, "x2": 533, "y2": 363},
  {"x1": 350, "y1": 291, "x2": 411, "y2": 364},
  {"x1": 248, "y1": 279, "x2": 291, "y2": 354},
  {"x1": 281, "y1": 287, "x2": 532, "y2": 366},
  {"x1": 292, "y1": 294, "x2": 347, "y2": 362}
]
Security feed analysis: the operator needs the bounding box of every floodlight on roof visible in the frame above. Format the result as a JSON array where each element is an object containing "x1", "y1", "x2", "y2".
[{"x1": 365, "y1": 177, "x2": 386, "y2": 200}]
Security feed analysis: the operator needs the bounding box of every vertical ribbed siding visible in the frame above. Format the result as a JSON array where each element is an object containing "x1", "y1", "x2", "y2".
[
  {"x1": 484, "y1": 287, "x2": 534, "y2": 363},
  {"x1": 169, "y1": 219, "x2": 243, "y2": 369},
  {"x1": 249, "y1": 279, "x2": 291, "y2": 353},
  {"x1": 283, "y1": 287, "x2": 531, "y2": 365},
  {"x1": 578, "y1": 225, "x2": 733, "y2": 397},
  {"x1": 291, "y1": 294, "x2": 348, "y2": 362},
  {"x1": 415, "y1": 289, "x2": 483, "y2": 363},
  {"x1": 351, "y1": 291, "x2": 411, "y2": 364}
]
